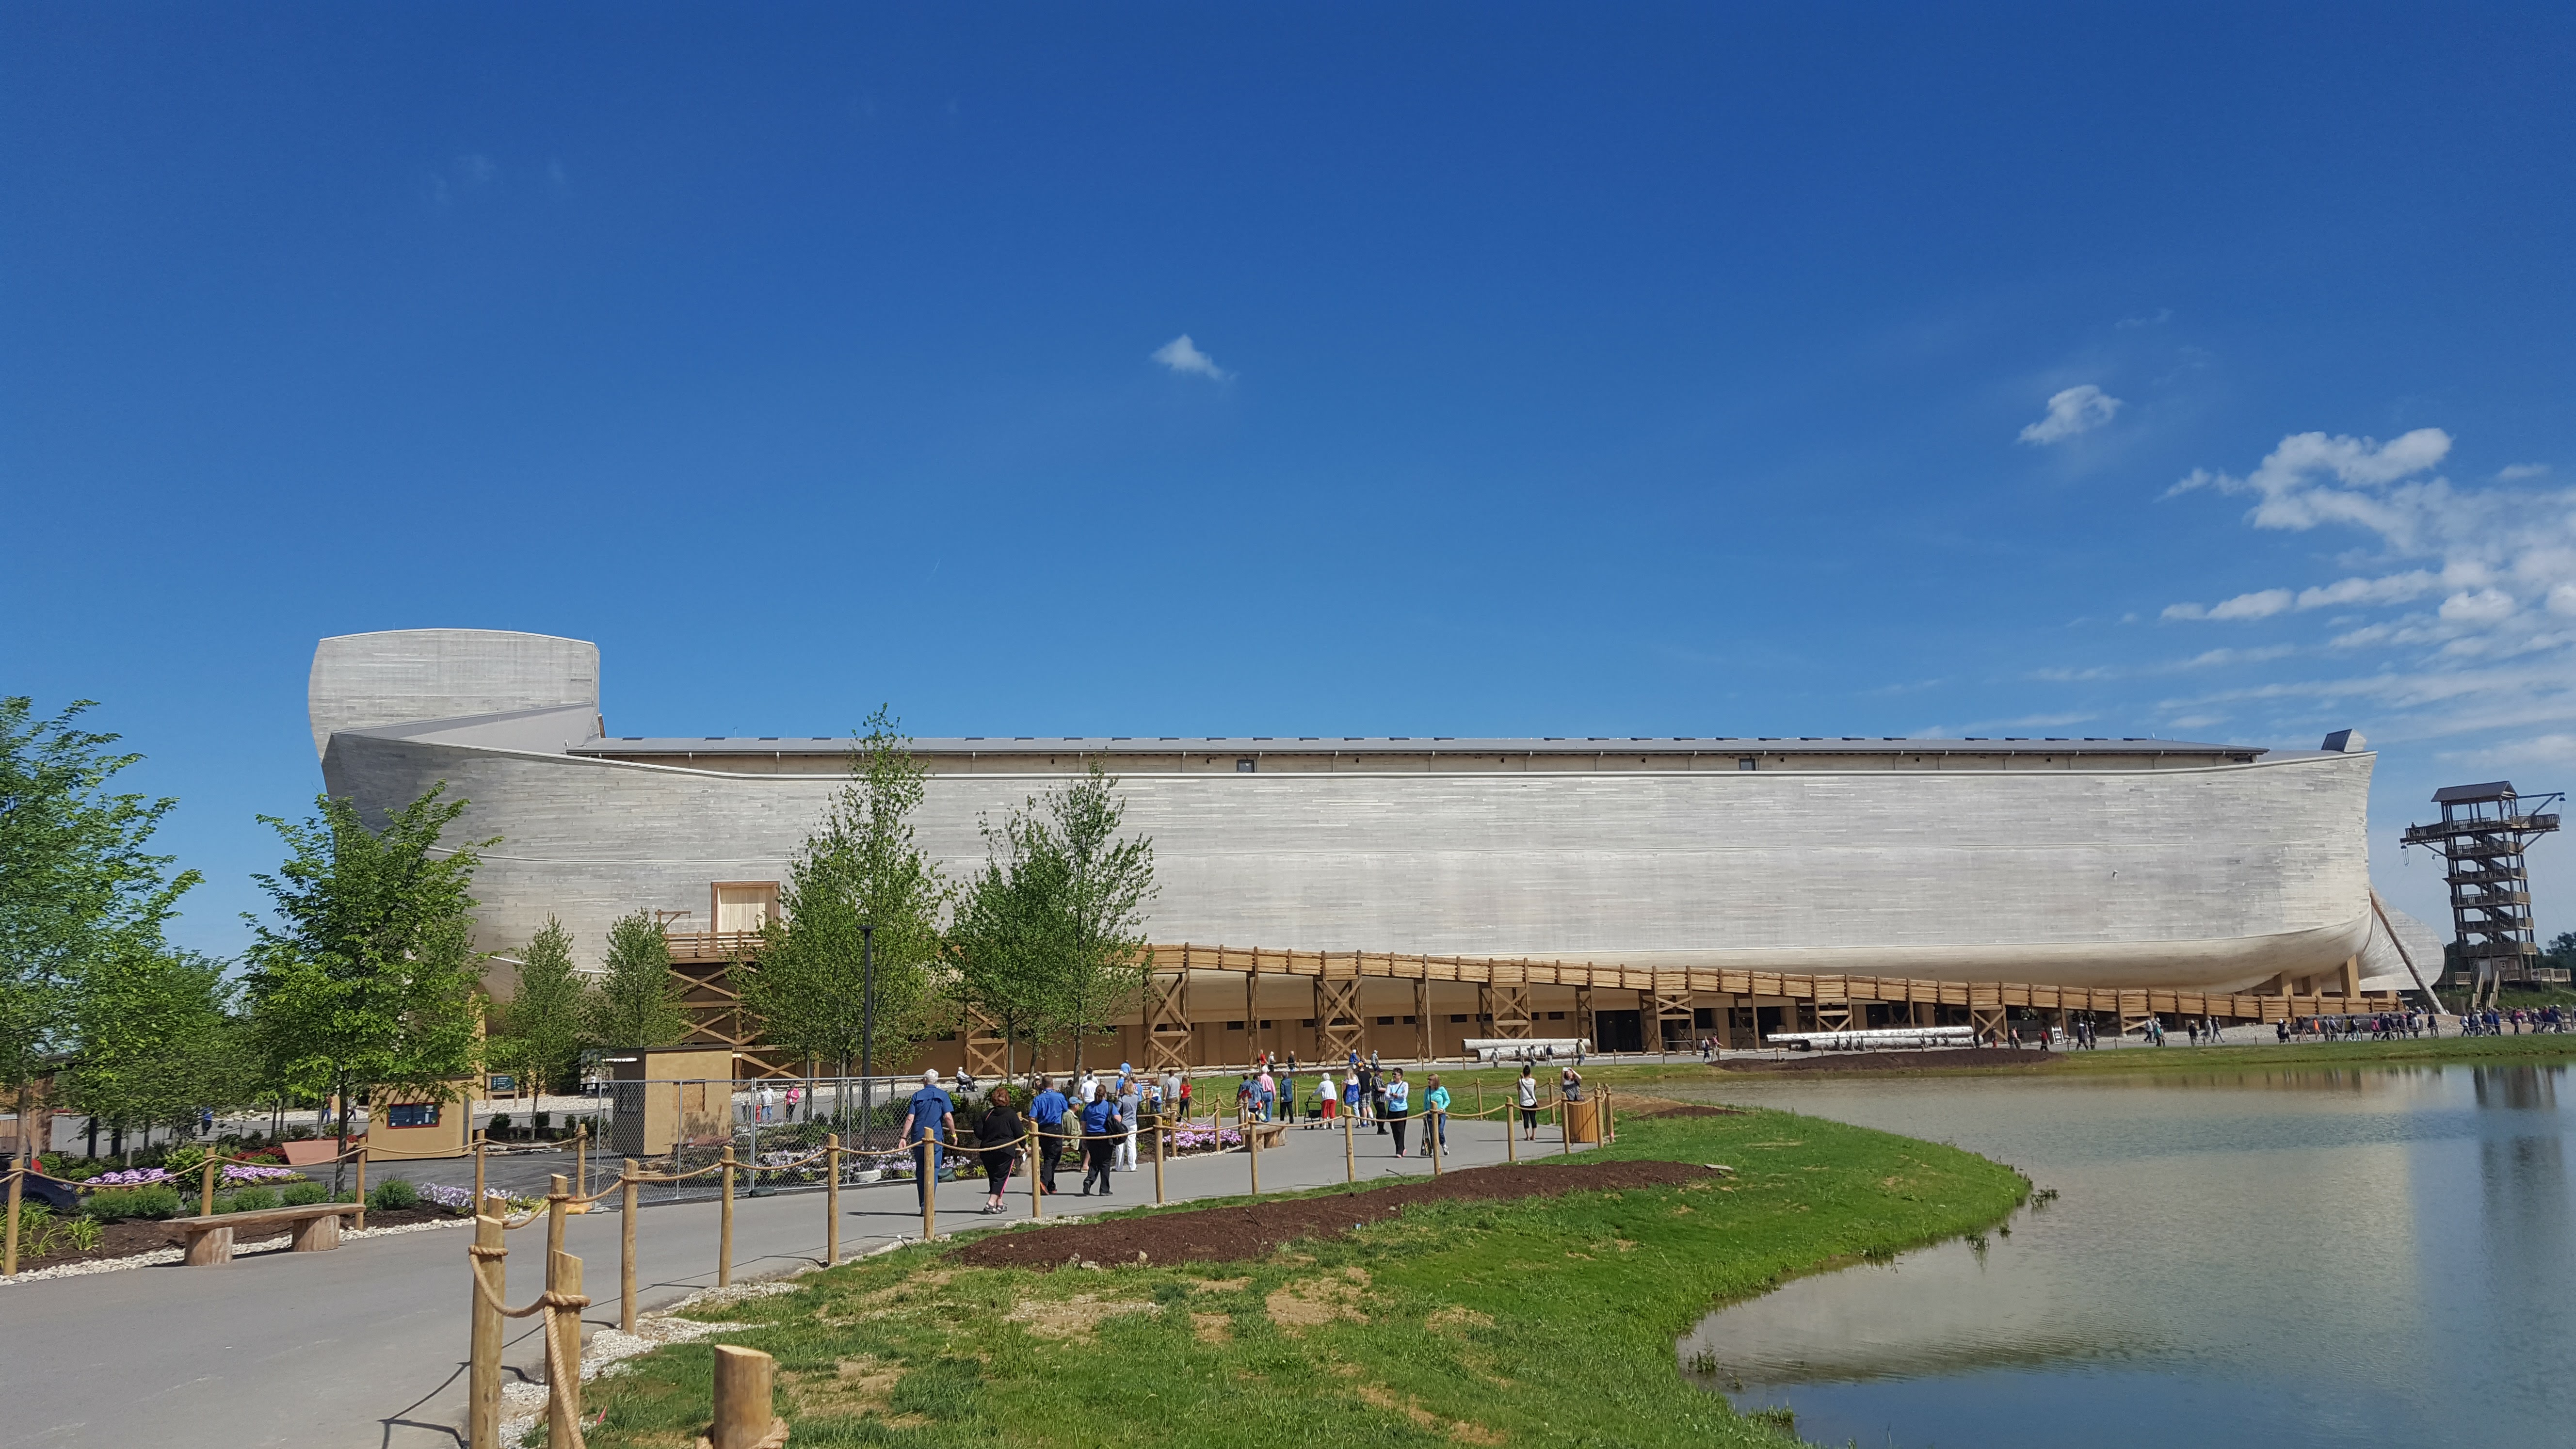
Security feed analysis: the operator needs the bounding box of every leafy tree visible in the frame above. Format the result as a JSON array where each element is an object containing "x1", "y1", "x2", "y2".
[
  {"x1": 588, "y1": 911, "x2": 690, "y2": 1050},
  {"x1": 0, "y1": 698, "x2": 199, "y2": 1145},
  {"x1": 64, "y1": 942, "x2": 252, "y2": 1146},
  {"x1": 948, "y1": 808, "x2": 1073, "y2": 1081},
  {"x1": 973, "y1": 760, "x2": 1156, "y2": 1075},
  {"x1": 497, "y1": 917, "x2": 590, "y2": 1095},
  {"x1": 744, "y1": 708, "x2": 948, "y2": 1123},
  {"x1": 242, "y1": 785, "x2": 490, "y2": 1192}
]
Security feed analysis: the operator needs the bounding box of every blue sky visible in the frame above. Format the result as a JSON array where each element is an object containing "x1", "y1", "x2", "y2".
[{"x1": 4, "y1": 4, "x2": 2570, "y2": 955}]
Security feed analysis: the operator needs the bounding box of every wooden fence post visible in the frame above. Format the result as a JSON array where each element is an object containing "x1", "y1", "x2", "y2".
[
  {"x1": 718, "y1": 1145, "x2": 736, "y2": 1287},
  {"x1": 919, "y1": 1133, "x2": 936, "y2": 1242},
  {"x1": 1029, "y1": 1124, "x2": 1043, "y2": 1220},
  {"x1": 1430, "y1": 1107, "x2": 1443, "y2": 1175},
  {"x1": 472, "y1": 1141, "x2": 486, "y2": 1211},
  {"x1": 711, "y1": 1343, "x2": 783, "y2": 1449},
  {"x1": 547, "y1": 1173, "x2": 569, "y2": 1265},
  {"x1": 468, "y1": 1214, "x2": 503, "y2": 1449},
  {"x1": 1152, "y1": 1111, "x2": 1166, "y2": 1205},
  {"x1": 1506, "y1": 1096, "x2": 1518, "y2": 1164},
  {"x1": 547, "y1": 1248, "x2": 583, "y2": 1447},
  {"x1": 199, "y1": 1151, "x2": 218, "y2": 1218},
  {"x1": 1248, "y1": 1111, "x2": 1261, "y2": 1198},
  {"x1": 575, "y1": 1121, "x2": 588, "y2": 1199},
  {"x1": 619, "y1": 1159, "x2": 639, "y2": 1335},
  {"x1": 1559, "y1": 1091, "x2": 1571, "y2": 1158},
  {"x1": 354, "y1": 1149, "x2": 369, "y2": 1229},
  {"x1": 1342, "y1": 1110, "x2": 1355, "y2": 1184},
  {"x1": 824, "y1": 1133, "x2": 841, "y2": 1267}
]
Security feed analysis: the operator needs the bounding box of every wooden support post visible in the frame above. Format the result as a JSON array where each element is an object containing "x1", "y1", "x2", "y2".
[
  {"x1": 1430, "y1": 1106, "x2": 1443, "y2": 1175},
  {"x1": 824, "y1": 1133, "x2": 841, "y2": 1267},
  {"x1": 547, "y1": 1248, "x2": 583, "y2": 1447},
  {"x1": 710, "y1": 1343, "x2": 783, "y2": 1449},
  {"x1": 1343, "y1": 1109, "x2": 1355, "y2": 1184},
  {"x1": 1153, "y1": 1110, "x2": 1166, "y2": 1205},
  {"x1": 718, "y1": 1145, "x2": 736, "y2": 1286},
  {"x1": 1248, "y1": 1108, "x2": 1261, "y2": 1198},
  {"x1": 920, "y1": 1135, "x2": 937, "y2": 1242},
  {"x1": 575, "y1": 1121, "x2": 588, "y2": 1200},
  {"x1": 1506, "y1": 1096, "x2": 1518, "y2": 1164},
  {"x1": 473, "y1": 1142, "x2": 486, "y2": 1211},
  {"x1": 619, "y1": 1160, "x2": 639, "y2": 1335},
  {"x1": 200, "y1": 1151, "x2": 219, "y2": 1219},
  {"x1": 1030, "y1": 1124, "x2": 1044, "y2": 1220},
  {"x1": 468, "y1": 1214, "x2": 503, "y2": 1449},
  {"x1": 1559, "y1": 1091, "x2": 1571, "y2": 1157},
  {"x1": 4, "y1": 1166, "x2": 20, "y2": 1279}
]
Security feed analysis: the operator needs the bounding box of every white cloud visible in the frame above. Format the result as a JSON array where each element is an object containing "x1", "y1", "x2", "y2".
[
  {"x1": 2116, "y1": 307, "x2": 2173, "y2": 329},
  {"x1": 1150, "y1": 334, "x2": 1229, "y2": 381},
  {"x1": 2295, "y1": 571, "x2": 2438, "y2": 611},
  {"x1": 2438, "y1": 588, "x2": 2516, "y2": 625},
  {"x1": 2018, "y1": 385, "x2": 2123, "y2": 445},
  {"x1": 2112, "y1": 427, "x2": 2576, "y2": 766},
  {"x1": 2163, "y1": 588, "x2": 2292, "y2": 621},
  {"x1": 2499, "y1": 463, "x2": 2550, "y2": 480}
]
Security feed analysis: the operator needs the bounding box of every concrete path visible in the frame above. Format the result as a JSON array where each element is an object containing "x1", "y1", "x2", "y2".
[{"x1": 2, "y1": 1109, "x2": 1588, "y2": 1448}]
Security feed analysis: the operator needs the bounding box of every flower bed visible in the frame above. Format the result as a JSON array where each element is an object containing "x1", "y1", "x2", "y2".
[{"x1": 81, "y1": 1163, "x2": 305, "y2": 1189}]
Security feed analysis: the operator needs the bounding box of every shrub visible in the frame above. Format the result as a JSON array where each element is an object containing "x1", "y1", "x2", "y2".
[
  {"x1": 219, "y1": 1187, "x2": 282, "y2": 1214},
  {"x1": 281, "y1": 1181, "x2": 329, "y2": 1207},
  {"x1": 366, "y1": 1177, "x2": 420, "y2": 1212},
  {"x1": 534, "y1": 1111, "x2": 552, "y2": 1132},
  {"x1": 489, "y1": 1114, "x2": 512, "y2": 1136},
  {"x1": 164, "y1": 1144, "x2": 210, "y2": 1177},
  {"x1": 84, "y1": 1184, "x2": 184, "y2": 1222}
]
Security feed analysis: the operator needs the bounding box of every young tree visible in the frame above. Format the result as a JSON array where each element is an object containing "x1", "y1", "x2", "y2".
[
  {"x1": 64, "y1": 942, "x2": 252, "y2": 1146},
  {"x1": 743, "y1": 708, "x2": 948, "y2": 1124},
  {"x1": 973, "y1": 760, "x2": 1157, "y2": 1075},
  {"x1": 588, "y1": 911, "x2": 690, "y2": 1051},
  {"x1": 947, "y1": 812, "x2": 1072, "y2": 1080},
  {"x1": 0, "y1": 697, "x2": 200, "y2": 1151},
  {"x1": 497, "y1": 917, "x2": 590, "y2": 1095},
  {"x1": 242, "y1": 785, "x2": 490, "y2": 1192}
]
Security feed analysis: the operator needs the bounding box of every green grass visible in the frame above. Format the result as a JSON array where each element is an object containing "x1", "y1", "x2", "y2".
[{"x1": 566, "y1": 1107, "x2": 2026, "y2": 1449}]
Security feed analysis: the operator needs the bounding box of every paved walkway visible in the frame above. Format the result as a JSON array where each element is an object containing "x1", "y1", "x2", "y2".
[{"x1": 3, "y1": 1109, "x2": 1588, "y2": 1448}]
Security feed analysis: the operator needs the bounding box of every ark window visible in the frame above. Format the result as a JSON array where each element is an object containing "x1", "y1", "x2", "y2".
[
  {"x1": 1738, "y1": 757, "x2": 1757, "y2": 771},
  {"x1": 1237, "y1": 758, "x2": 1256, "y2": 773}
]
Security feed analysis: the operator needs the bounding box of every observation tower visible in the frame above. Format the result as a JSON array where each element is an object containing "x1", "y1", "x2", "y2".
[{"x1": 2403, "y1": 781, "x2": 2562, "y2": 1007}]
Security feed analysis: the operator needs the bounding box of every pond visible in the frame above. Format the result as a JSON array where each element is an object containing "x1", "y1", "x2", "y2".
[{"x1": 1674, "y1": 1062, "x2": 2576, "y2": 1449}]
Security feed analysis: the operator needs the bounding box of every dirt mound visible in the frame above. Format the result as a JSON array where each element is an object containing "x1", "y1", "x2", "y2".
[
  {"x1": 1610, "y1": 1095, "x2": 1746, "y2": 1117},
  {"x1": 950, "y1": 1159, "x2": 1717, "y2": 1271},
  {"x1": 1715, "y1": 1047, "x2": 2063, "y2": 1073}
]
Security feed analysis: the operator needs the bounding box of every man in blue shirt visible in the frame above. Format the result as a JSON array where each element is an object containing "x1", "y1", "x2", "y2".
[
  {"x1": 1078, "y1": 1085, "x2": 1125, "y2": 1195},
  {"x1": 1028, "y1": 1075, "x2": 1070, "y2": 1195},
  {"x1": 899, "y1": 1069, "x2": 957, "y2": 1215}
]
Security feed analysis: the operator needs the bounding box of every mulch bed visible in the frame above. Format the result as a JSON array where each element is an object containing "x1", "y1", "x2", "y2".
[
  {"x1": 10, "y1": 1204, "x2": 457, "y2": 1272},
  {"x1": 951, "y1": 1159, "x2": 1719, "y2": 1271},
  {"x1": 1713, "y1": 1047, "x2": 2063, "y2": 1074}
]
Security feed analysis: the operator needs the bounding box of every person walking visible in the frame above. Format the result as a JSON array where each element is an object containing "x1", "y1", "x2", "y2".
[
  {"x1": 1116, "y1": 1073, "x2": 1142, "y2": 1171},
  {"x1": 785, "y1": 1083, "x2": 803, "y2": 1121},
  {"x1": 1317, "y1": 1073, "x2": 1338, "y2": 1123},
  {"x1": 1385, "y1": 1068, "x2": 1413, "y2": 1157},
  {"x1": 1079, "y1": 1084, "x2": 1124, "y2": 1196},
  {"x1": 1029, "y1": 1075, "x2": 1069, "y2": 1195},
  {"x1": 1279, "y1": 1068, "x2": 1298, "y2": 1126},
  {"x1": 1369, "y1": 1064, "x2": 1389, "y2": 1134},
  {"x1": 899, "y1": 1070, "x2": 957, "y2": 1216},
  {"x1": 1424, "y1": 1074, "x2": 1450, "y2": 1150},
  {"x1": 975, "y1": 1088, "x2": 1024, "y2": 1213},
  {"x1": 1516, "y1": 1065, "x2": 1541, "y2": 1141},
  {"x1": 1343, "y1": 1068, "x2": 1362, "y2": 1125}
]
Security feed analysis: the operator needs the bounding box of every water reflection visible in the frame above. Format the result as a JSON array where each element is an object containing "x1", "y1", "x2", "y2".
[{"x1": 1674, "y1": 1063, "x2": 2575, "y2": 1449}]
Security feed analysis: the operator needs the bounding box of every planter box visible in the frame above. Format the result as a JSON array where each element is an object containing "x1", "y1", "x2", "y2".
[{"x1": 278, "y1": 1141, "x2": 343, "y2": 1167}]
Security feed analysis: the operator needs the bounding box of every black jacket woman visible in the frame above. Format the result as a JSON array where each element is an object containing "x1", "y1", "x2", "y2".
[{"x1": 976, "y1": 1089, "x2": 1025, "y2": 1213}]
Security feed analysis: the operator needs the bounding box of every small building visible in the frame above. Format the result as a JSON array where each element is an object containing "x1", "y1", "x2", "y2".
[
  {"x1": 365, "y1": 1082, "x2": 473, "y2": 1161},
  {"x1": 604, "y1": 1046, "x2": 737, "y2": 1158}
]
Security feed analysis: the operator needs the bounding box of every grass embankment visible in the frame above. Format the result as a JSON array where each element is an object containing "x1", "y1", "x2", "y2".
[
  {"x1": 568, "y1": 1106, "x2": 2026, "y2": 1449},
  {"x1": 1694, "y1": 1031, "x2": 2576, "y2": 1080}
]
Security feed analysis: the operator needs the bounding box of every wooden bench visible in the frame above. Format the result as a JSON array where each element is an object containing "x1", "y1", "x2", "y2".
[
  {"x1": 1242, "y1": 1121, "x2": 1292, "y2": 1152},
  {"x1": 170, "y1": 1205, "x2": 361, "y2": 1266}
]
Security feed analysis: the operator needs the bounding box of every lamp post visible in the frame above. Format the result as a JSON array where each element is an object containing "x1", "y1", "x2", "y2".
[{"x1": 860, "y1": 922, "x2": 875, "y2": 1151}]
